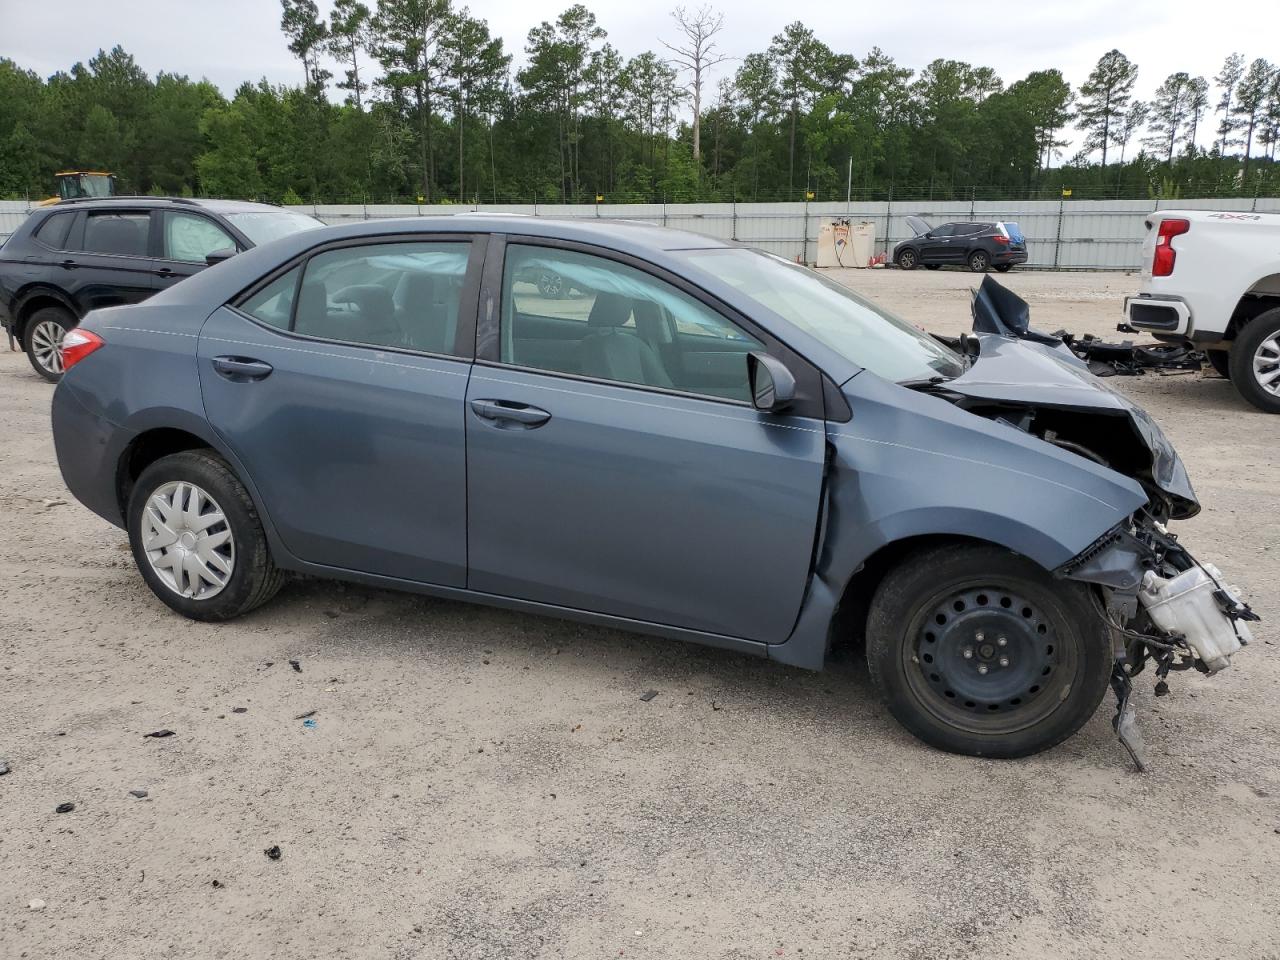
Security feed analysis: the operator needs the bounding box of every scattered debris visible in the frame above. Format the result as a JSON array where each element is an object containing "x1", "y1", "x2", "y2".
[
  {"x1": 639, "y1": 689, "x2": 658, "y2": 702},
  {"x1": 211, "y1": 879, "x2": 224, "y2": 889},
  {"x1": 302, "y1": 718, "x2": 318, "y2": 729},
  {"x1": 28, "y1": 899, "x2": 46, "y2": 911},
  {"x1": 143, "y1": 729, "x2": 175, "y2": 738},
  {"x1": 231, "y1": 707, "x2": 248, "y2": 714},
  {"x1": 1155, "y1": 681, "x2": 1170, "y2": 697},
  {"x1": 289, "y1": 659, "x2": 302, "y2": 673},
  {"x1": 55, "y1": 802, "x2": 75, "y2": 814},
  {"x1": 294, "y1": 709, "x2": 317, "y2": 720},
  {"x1": 1056, "y1": 326, "x2": 1205, "y2": 377},
  {"x1": 264, "y1": 845, "x2": 282, "y2": 860},
  {"x1": 129, "y1": 789, "x2": 149, "y2": 799},
  {"x1": 711, "y1": 701, "x2": 722, "y2": 711},
  {"x1": 0, "y1": 759, "x2": 9, "y2": 776}
]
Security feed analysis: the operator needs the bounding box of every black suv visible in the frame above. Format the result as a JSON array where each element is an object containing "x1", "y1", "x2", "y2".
[
  {"x1": 893, "y1": 216, "x2": 1028, "y2": 273},
  {"x1": 1, "y1": 197, "x2": 323, "y2": 380}
]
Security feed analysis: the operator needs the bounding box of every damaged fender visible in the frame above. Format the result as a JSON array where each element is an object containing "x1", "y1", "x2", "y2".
[{"x1": 769, "y1": 371, "x2": 1148, "y2": 670}]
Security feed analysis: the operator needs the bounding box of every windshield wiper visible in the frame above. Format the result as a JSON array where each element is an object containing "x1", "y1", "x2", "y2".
[{"x1": 898, "y1": 375, "x2": 951, "y2": 390}]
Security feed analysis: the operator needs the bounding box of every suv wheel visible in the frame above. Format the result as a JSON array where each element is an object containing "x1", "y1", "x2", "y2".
[
  {"x1": 24, "y1": 307, "x2": 73, "y2": 382},
  {"x1": 967, "y1": 250, "x2": 990, "y2": 273},
  {"x1": 127, "y1": 450, "x2": 285, "y2": 621},
  {"x1": 1228, "y1": 307, "x2": 1280, "y2": 413},
  {"x1": 993, "y1": 264, "x2": 1013, "y2": 273},
  {"x1": 866, "y1": 544, "x2": 1111, "y2": 759},
  {"x1": 897, "y1": 249, "x2": 919, "y2": 271}
]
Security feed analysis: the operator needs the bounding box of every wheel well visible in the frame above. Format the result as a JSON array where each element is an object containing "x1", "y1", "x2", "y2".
[
  {"x1": 1227, "y1": 284, "x2": 1280, "y2": 341},
  {"x1": 117, "y1": 429, "x2": 212, "y2": 515},
  {"x1": 14, "y1": 296, "x2": 76, "y2": 345},
  {"x1": 829, "y1": 534, "x2": 1011, "y2": 654}
]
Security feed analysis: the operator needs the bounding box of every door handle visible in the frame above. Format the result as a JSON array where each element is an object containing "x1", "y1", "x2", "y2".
[
  {"x1": 59, "y1": 259, "x2": 78, "y2": 270},
  {"x1": 155, "y1": 267, "x2": 176, "y2": 278},
  {"x1": 470, "y1": 398, "x2": 551, "y2": 427},
  {"x1": 212, "y1": 355, "x2": 274, "y2": 382}
]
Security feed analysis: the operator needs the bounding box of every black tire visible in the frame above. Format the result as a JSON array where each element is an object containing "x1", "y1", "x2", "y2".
[
  {"x1": 967, "y1": 250, "x2": 991, "y2": 273},
  {"x1": 924, "y1": 264, "x2": 941, "y2": 271},
  {"x1": 1206, "y1": 348, "x2": 1231, "y2": 379},
  {"x1": 127, "y1": 450, "x2": 285, "y2": 621},
  {"x1": 24, "y1": 306, "x2": 73, "y2": 382},
  {"x1": 994, "y1": 263, "x2": 1013, "y2": 273},
  {"x1": 866, "y1": 544, "x2": 1112, "y2": 759},
  {"x1": 896, "y1": 248, "x2": 919, "y2": 271},
  {"x1": 1227, "y1": 307, "x2": 1280, "y2": 413}
]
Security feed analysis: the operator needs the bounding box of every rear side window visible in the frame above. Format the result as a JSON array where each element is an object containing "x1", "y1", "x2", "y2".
[
  {"x1": 81, "y1": 212, "x2": 150, "y2": 256},
  {"x1": 292, "y1": 242, "x2": 471, "y2": 354},
  {"x1": 34, "y1": 212, "x2": 74, "y2": 249},
  {"x1": 240, "y1": 266, "x2": 300, "y2": 330}
]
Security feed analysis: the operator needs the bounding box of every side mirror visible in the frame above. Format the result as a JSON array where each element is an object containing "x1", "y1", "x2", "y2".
[
  {"x1": 747, "y1": 351, "x2": 796, "y2": 413},
  {"x1": 205, "y1": 247, "x2": 237, "y2": 266}
]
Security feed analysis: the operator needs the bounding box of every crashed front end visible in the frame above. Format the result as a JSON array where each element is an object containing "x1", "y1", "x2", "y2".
[
  {"x1": 943, "y1": 278, "x2": 1260, "y2": 767},
  {"x1": 1056, "y1": 510, "x2": 1257, "y2": 767}
]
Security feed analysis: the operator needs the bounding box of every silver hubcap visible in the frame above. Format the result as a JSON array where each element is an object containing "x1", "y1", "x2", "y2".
[
  {"x1": 1253, "y1": 333, "x2": 1280, "y2": 395},
  {"x1": 141, "y1": 481, "x2": 235, "y2": 599},
  {"x1": 31, "y1": 320, "x2": 66, "y2": 374}
]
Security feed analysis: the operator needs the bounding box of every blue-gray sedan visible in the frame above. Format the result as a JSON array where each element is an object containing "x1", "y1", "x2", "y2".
[{"x1": 49, "y1": 216, "x2": 1256, "y2": 763}]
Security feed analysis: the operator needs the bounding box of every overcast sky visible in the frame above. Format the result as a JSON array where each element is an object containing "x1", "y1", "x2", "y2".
[{"x1": 2, "y1": 0, "x2": 1274, "y2": 157}]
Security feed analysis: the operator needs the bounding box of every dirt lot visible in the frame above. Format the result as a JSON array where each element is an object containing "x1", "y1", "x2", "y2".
[{"x1": 2, "y1": 269, "x2": 1278, "y2": 960}]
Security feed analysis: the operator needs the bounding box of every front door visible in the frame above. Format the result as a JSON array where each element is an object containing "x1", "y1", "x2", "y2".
[
  {"x1": 919, "y1": 224, "x2": 957, "y2": 264},
  {"x1": 464, "y1": 241, "x2": 826, "y2": 643},
  {"x1": 197, "y1": 236, "x2": 481, "y2": 586}
]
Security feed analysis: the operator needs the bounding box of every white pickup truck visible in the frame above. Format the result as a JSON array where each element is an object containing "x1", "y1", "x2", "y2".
[{"x1": 1124, "y1": 209, "x2": 1280, "y2": 412}]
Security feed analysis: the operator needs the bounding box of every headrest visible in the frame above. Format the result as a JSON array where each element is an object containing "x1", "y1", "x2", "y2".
[{"x1": 587, "y1": 293, "x2": 633, "y2": 328}]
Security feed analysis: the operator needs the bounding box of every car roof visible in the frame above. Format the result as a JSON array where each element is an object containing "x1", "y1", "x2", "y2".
[{"x1": 48, "y1": 196, "x2": 288, "y2": 214}]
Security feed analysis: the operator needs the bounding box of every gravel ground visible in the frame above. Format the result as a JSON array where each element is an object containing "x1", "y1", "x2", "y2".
[{"x1": 2, "y1": 268, "x2": 1278, "y2": 960}]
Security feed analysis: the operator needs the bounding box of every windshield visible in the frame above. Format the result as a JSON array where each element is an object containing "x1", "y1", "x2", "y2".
[
  {"x1": 224, "y1": 210, "x2": 325, "y2": 246},
  {"x1": 688, "y1": 248, "x2": 965, "y2": 382}
]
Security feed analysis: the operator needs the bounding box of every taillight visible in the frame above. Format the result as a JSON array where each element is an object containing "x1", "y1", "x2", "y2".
[
  {"x1": 61, "y1": 328, "x2": 105, "y2": 370},
  {"x1": 1152, "y1": 218, "x2": 1190, "y2": 277},
  {"x1": 993, "y1": 235, "x2": 1010, "y2": 245}
]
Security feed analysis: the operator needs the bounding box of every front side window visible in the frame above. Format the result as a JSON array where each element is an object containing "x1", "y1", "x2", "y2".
[
  {"x1": 292, "y1": 241, "x2": 471, "y2": 353},
  {"x1": 81, "y1": 211, "x2": 150, "y2": 257},
  {"x1": 165, "y1": 212, "x2": 236, "y2": 263},
  {"x1": 501, "y1": 244, "x2": 762, "y2": 402}
]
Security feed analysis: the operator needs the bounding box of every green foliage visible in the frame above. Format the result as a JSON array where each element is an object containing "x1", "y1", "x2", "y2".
[{"x1": 1, "y1": 21, "x2": 1277, "y2": 205}]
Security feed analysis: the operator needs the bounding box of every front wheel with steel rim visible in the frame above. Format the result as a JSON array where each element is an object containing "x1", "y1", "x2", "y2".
[
  {"x1": 1228, "y1": 307, "x2": 1280, "y2": 413},
  {"x1": 24, "y1": 307, "x2": 72, "y2": 382},
  {"x1": 127, "y1": 450, "x2": 285, "y2": 621},
  {"x1": 866, "y1": 544, "x2": 1112, "y2": 759}
]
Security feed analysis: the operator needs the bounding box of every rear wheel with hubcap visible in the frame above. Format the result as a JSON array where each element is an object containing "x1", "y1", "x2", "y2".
[
  {"x1": 24, "y1": 307, "x2": 73, "y2": 382},
  {"x1": 866, "y1": 544, "x2": 1112, "y2": 758},
  {"x1": 1228, "y1": 307, "x2": 1280, "y2": 413},
  {"x1": 127, "y1": 450, "x2": 285, "y2": 621},
  {"x1": 967, "y1": 250, "x2": 990, "y2": 273}
]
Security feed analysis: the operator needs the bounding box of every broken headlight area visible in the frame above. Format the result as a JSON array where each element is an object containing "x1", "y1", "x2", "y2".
[{"x1": 1058, "y1": 513, "x2": 1259, "y2": 770}]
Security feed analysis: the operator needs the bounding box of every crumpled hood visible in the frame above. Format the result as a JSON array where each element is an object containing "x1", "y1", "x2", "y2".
[{"x1": 946, "y1": 333, "x2": 1200, "y2": 518}]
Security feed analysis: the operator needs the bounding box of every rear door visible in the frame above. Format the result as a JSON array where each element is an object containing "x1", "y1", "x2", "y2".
[
  {"x1": 153, "y1": 209, "x2": 241, "y2": 290},
  {"x1": 463, "y1": 238, "x2": 827, "y2": 642},
  {"x1": 60, "y1": 208, "x2": 156, "y2": 313},
  {"x1": 198, "y1": 235, "x2": 483, "y2": 585}
]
